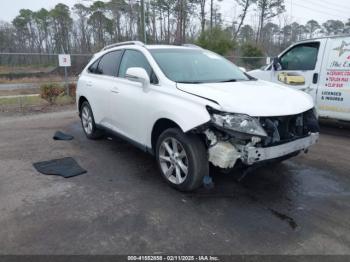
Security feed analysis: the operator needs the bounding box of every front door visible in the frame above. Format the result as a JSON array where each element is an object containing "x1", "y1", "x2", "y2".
[
  {"x1": 110, "y1": 49, "x2": 158, "y2": 144},
  {"x1": 272, "y1": 42, "x2": 325, "y2": 103}
]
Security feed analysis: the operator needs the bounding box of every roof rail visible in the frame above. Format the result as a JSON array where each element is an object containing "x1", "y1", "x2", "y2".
[
  {"x1": 182, "y1": 44, "x2": 203, "y2": 49},
  {"x1": 102, "y1": 41, "x2": 145, "y2": 51}
]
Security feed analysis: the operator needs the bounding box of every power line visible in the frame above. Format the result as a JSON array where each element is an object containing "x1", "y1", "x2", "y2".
[
  {"x1": 292, "y1": 2, "x2": 347, "y2": 20},
  {"x1": 314, "y1": 0, "x2": 350, "y2": 11},
  {"x1": 294, "y1": 0, "x2": 350, "y2": 16}
]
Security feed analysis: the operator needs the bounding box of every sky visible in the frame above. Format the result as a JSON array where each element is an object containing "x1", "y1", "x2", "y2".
[{"x1": 0, "y1": 0, "x2": 349, "y2": 26}]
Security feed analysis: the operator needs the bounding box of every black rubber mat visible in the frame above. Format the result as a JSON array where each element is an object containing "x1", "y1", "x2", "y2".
[
  {"x1": 53, "y1": 131, "x2": 74, "y2": 141},
  {"x1": 33, "y1": 157, "x2": 87, "y2": 178}
]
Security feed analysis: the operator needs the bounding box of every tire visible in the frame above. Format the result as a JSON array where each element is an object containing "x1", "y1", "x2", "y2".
[
  {"x1": 155, "y1": 128, "x2": 209, "y2": 192},
  {"x1": 80, "y1": 101, "x2": 103, "y2": 139}
]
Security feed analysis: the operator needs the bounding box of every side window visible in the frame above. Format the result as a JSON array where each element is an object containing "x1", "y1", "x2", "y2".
[
  {"x1": 280, "y1": 42, "x2": 320, "y2": 71},
  {"x1": 97, "y1": 50, "x2": 123, "y2": 77},
  {"x1": 118, "y1": 50, "x2": 158, "y2": 84},
  {"x1": 88, "y1": 59, "x2": 100, "y2": 74}
]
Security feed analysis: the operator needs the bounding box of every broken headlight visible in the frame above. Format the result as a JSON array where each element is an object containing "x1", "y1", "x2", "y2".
[{"x1": 208, "y1": 108, "x2": 268, "y2": 137}]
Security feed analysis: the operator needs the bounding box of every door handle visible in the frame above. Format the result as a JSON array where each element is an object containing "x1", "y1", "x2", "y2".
[
  {"x1": 312, "y1": 73, "x2": 319, "y2": 84},
  {"x1": 86, "y1": 82, "x2": 92, "y2": 87}
]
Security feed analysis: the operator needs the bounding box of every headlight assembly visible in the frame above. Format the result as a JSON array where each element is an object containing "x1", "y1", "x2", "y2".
[{"x1": 208, "y1": 107, "x2": 267, "y2": 137}]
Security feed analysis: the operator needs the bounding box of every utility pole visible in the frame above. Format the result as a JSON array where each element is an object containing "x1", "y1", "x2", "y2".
[{"x1": 141, "y1": 0, "x2": 146, "y2": 43}]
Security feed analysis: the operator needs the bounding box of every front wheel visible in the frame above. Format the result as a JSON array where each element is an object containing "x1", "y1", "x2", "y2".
[{"x1": 156, "y1": 128, "x2": 209, "y2": 192}]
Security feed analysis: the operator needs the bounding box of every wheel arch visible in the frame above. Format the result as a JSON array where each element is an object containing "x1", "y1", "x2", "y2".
[
  {"x1": 78, "y1": 96, "x2": 88, "y2": 116},
  {"x1": 151, "y1": 118, "x2": 182, "y2": 154}
]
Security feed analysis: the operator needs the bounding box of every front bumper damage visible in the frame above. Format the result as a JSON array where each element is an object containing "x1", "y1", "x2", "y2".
[
  {"x1": 206, "y1": 132, "x2": 319, "y2": 168},
  {"x1": 197, "y1": 109, "x2": 320, "y2": 169},
  {"x1": 238, "y1": 132, "x2": 319, "y2": 165}
]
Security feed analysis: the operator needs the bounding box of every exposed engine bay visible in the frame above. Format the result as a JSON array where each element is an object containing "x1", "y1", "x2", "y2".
[{"x1": 195, "y1": 109, "x2": 320, "y2": 169}]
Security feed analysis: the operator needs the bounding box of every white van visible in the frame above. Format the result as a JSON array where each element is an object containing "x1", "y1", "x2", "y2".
[{"x1": 249, "y1": 35, "x2": 350, "y2": 122}]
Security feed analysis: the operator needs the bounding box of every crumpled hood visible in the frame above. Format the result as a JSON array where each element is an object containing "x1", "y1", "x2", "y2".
[{"x1": 177, "y1": 80, "x2": 314, "y2": 117}]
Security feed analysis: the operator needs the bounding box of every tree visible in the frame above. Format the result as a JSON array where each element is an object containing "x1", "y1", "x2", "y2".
[
  {"x1": 234, "y1": 0, "x2": 256, "y2": 39},
  {"x1": 12, "y1": 9, "x2": 35, "y2": 51},
  {"x1": 0, "y1": 22, "x2": 15, "y2": 52},
  {"x1": 305, "y1": 20, "x2": 320, "y2": 38},
  {"x1": 239, "y1": 24, "x2": 255, "y2": 43},
  {"x1": 256, "y1": 0, "x2": 285, "y2": 43},
  {"x1": 209, "y1": 0, "x2": 223, "y2": 31},
  {"x1": 322, "y1": 20, "x2": 345, "y2": 35},
  {"x1": 34, "y1": 9, "x2": 51, "y2": 53},
  {"x1": 4, "y1": 0, "x2": 350, "y2": 60},
  {"x1": 344, "y1": 19, "x2": 350, "y2": 34},
  {"x1": 199, "y1": 0, "x2": 206, "y2": 33},
  {"x1": 50, "y1": 4, "x2": 73, "y2": 53},
  {"x1": 241, "y1": 43, "x2": 264, "y2": 69},
  {"x1": 174, "y1": 0, "x2": 197, "y2": 44},
  {"x1": 196, "y1": 27, "x2": 235, "y2": 55},
  {"x1": 154, "y1": 0, "x2": 176, "y2": 43},
  {"x1": 260, "y1": 22, "x2": 279, "y2": 53},
  {"x1": 108, "y1": 0, "x2": 128, "y2": 42},
  {"x1": 290, "y1": 22, "x2": 304, "y2": 42},
  {"x1": 73, "y1": 4, "x2": 91, "y2": 52},
  {"x1": 88, "y1": 1, "x2": 112, "y2": 49}
]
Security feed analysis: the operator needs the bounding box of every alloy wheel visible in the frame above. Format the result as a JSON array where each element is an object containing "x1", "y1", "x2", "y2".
[
  {"x1": 159, "y1": 137, "x2": 189, "y2": 185},
  {"x1": 81, "y1": 106, "x2": 93, "y2": 135}
]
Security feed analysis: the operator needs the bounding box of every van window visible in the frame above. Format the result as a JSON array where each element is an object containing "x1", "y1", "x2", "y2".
[
  {"x1": 118, "y1": 50, "x2": 158, "y2": 84},
  {"x1": 97, "y1": 50, "x2": 123, "y2": 77},
  {"x1": 280, "y1": 42, "x2": 320, "y2": 71}
]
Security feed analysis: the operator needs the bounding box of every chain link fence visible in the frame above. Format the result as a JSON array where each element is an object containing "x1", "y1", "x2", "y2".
[{"x1": 0, "y1": 53, "x2": 267, "y2": 115}]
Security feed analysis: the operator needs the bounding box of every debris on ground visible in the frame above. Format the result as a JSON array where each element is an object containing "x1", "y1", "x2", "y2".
[
  {"x1": 33, "y1": 157, "x2": 87, "y2": 178},
  {"x1": 53, "y1": 131, "x2": 74, "y2": 141}
]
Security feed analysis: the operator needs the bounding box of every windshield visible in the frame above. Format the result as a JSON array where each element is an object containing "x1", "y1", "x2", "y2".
[{"x1": 150, "y1": 48, "x2": 250, "y2": 83}]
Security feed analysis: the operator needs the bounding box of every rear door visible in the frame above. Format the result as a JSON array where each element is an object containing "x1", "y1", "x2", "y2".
[
  {"x1": 316, "y1": 37, "x2": 350, "y2": 121},
  {"x1": 271, "y1": 41, "x2": 326, "y2": 102},
  {"x1": 85, "y1": 50, "x2": 123, "y2": 127}
]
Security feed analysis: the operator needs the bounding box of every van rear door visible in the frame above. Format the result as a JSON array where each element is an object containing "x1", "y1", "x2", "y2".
[{"x1": 316, "y1": 37, "x2": 350, "y2": 121}]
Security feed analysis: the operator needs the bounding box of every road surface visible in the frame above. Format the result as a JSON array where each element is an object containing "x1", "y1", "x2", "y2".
[{"x1": 0, "y1": 111, "x2": 349, "y2": 255}]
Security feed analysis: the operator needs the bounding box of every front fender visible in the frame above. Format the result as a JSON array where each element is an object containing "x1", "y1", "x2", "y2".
[{"x1": 145, "y1": 97, "x2": 213, "y2": 147}]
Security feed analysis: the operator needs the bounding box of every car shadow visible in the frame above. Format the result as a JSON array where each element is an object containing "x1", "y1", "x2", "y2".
[{"x1": 320, "y1": 119, "x2": 350, "y2": 138}]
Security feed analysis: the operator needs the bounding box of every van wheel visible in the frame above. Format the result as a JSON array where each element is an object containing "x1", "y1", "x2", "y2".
[
  {"x1": 156, "y1": 128, "x2": 208, "y2": 192},
  {"x1": 80, "y1": 101, "x2": 102, "y2": 139}
]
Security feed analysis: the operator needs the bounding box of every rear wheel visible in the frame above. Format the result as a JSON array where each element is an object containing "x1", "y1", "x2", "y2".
[
  {"x1": 80, "y1": 101, "x2": 102, "y2": 139},
  {"x1": 156, "y1": 128, "x2": 208, "y2": 192}
]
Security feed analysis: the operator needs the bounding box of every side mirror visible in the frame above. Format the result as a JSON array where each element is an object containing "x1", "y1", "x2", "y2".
[
  {"x1": 125, "y1": 67, "x2": 150, "y2": 89},
  {"x1": 272, "y1": 57, "x2": 282, "y2": 71}
]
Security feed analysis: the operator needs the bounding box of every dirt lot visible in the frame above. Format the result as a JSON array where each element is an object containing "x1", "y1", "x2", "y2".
[{"x1": 0, "y1": 110, "x2": 349, "y2": 255}]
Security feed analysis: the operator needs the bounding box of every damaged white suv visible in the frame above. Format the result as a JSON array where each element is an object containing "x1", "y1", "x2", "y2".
[{"x1": 77, "y1": 41, "x2": 320, "y2": 191}]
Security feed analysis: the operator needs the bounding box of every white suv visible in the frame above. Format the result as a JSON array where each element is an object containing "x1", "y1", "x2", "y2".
[{"x1": 77, "y1": 41, "x2": 319, "y2": 191}]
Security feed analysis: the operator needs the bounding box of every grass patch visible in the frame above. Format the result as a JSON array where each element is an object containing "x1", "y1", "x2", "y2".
[
  {"x1": 0, "y1": 95, "x2": 75, "y2": 107},
  {"x1": 0, "y1": 88, "x2": 40, "y2": 97},
  {"x1": 55, "y1": 95, "x2": 75, "y2": 105},
  {"x1": 0, "y1": 65, "x2": 56, "y2": 74},
  {"x1": 0, "y1": 76, "x2": 77, "y2": 84},
  {"x1": 0, "y1": 95, "x2": 46, "y2": 106}
]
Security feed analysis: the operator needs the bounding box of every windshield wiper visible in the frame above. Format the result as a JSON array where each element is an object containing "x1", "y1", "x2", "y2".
[
  {"x1": 218, "y1": 79, "x2": 238, "y2": 83},
  {"x1": 177, "y1": 81, "x2": 204, "y2": 84}
]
